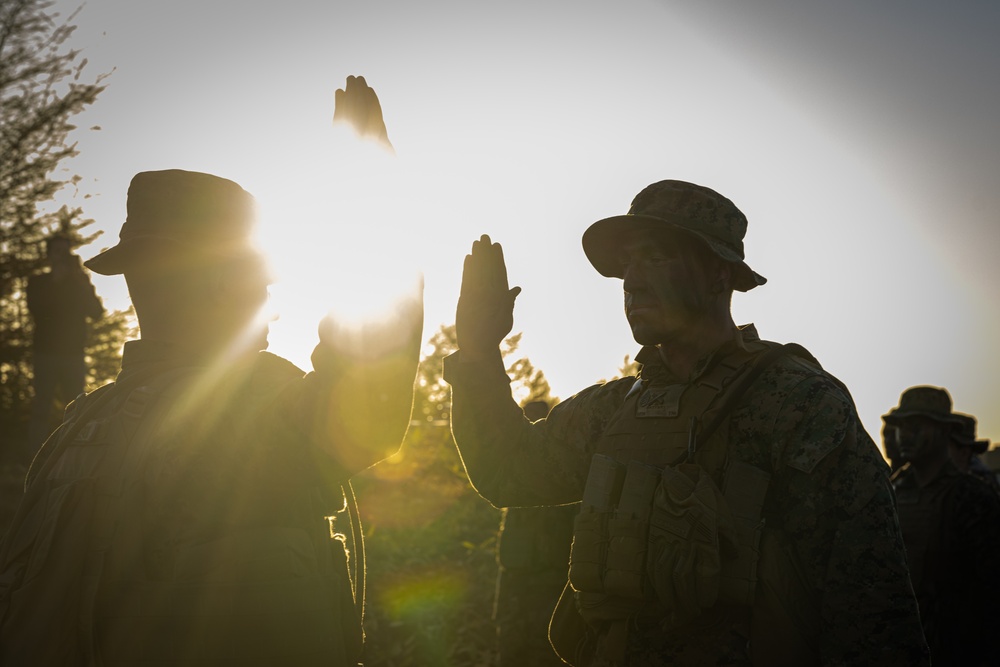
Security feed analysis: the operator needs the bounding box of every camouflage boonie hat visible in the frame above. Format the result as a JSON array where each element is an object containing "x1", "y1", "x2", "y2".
[
  {"x1": 882, "y1": 386, "x2": 964, "y2": 426},
  {"x1": 582, "y1": 180, "x2": 767, "y2": 292},
  {"x1": 951, "y1": 413, "x2": 990, "y2": 454},
  {"x1": 85, "y1": 169, "x2": 260, "y2": 276}
]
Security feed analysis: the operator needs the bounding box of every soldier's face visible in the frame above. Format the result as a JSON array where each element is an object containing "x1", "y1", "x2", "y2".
[
  {"x1": 620, "y1": 230, "x2": 714, "y2": 346},
  {"x1": 209, "y1": 253, "x2": 272, "y2": 351},
  {"x1": 894, "y1": 417, "x2": 950, "y2": 465}
]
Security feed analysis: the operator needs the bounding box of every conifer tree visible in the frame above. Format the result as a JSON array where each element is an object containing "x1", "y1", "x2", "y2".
[{"x1": 0, "y1": 0, "x2": 116, "y2": 444}]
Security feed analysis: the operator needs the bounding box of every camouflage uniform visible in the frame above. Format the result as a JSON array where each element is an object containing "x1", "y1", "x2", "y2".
[
  {"x1": 0, "y1": 170, "x2": 420, "y2": 667},
  {"x1": 891, "y1": 461, "x2": 1000, "y2": 665},
  {"x1": 91, "y1": 341, "x2": 370, "y2": 666},
  {"x1": 446, "y1": 324, "x2": 928, "y2": 665}
]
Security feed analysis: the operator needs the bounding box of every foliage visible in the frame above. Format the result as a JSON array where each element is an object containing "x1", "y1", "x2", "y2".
[
  {"x1": 0, "y1": 0, "x2": 126, "y2": 452},
  {"x1": 354, "y1": 324, "x2": 555, "y2": 666},
  {"x1": 617, "y1": 353, "x2": 640, "y2": 380}
]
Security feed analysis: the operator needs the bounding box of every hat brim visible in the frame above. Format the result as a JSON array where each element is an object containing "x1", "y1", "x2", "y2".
[
  {"x1": 582, "y1": 214, "x2": 766, "y2": 292},
  {"x1": 85, "y1": 235, "x2": 272, "y2": 281},
  {"x1": 882, "y1": 409, "x2": 965, "y2": 425},
  {"x1": 84, "y1": 236, "x2": 175, "y2": 275}
]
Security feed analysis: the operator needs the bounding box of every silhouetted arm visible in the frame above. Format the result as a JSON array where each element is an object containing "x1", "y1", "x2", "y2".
[{"x1": 296, "y1": 286, "x2": 423, "y2": 475}]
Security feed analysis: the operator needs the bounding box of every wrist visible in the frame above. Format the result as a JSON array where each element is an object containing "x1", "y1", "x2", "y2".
[{"x1": 456, "y1": 345, "x2": 499, "y2": 364}]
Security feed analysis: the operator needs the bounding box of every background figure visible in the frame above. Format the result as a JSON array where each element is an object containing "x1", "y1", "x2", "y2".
[
  {"x1": 494, "y1": 400, "x2": 577, "y2": 667},
  {"x1": 949, "y1": 412, "x2": 1000, "y2": 497},
  {"x1": 26, "y1": 233, "x2": 103, "y2": 448},
  {"x1": 885, "y1": 386, "x2": 1000, "y2": 666}
]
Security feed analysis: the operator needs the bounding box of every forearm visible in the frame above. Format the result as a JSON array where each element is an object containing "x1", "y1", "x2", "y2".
[
  {"x1": 445, "y1": 350, "x2": 596, "y2": 507},
  {"x1": 284, "y1": 345, "x2": 418, "y2": 477}
]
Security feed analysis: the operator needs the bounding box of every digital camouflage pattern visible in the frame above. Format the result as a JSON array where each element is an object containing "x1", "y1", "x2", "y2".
[
  {"x1": 446, "y1": 324, "x2": 929, "y2": 666},
  {"x1": 582, "y1": 180, "x2": 766, "y2": 291}
]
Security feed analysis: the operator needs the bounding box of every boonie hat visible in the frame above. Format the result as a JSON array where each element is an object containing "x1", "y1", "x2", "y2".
[
  {"x1": 582, "y1": 180, "x2": 767, "y2": 292},
  {"x1": 952, "y1": 413, "x2": 990, "y2": 454},
  {"x1": 882, "y1": 386, "x2": 964, "y2": 426},
  {"x1": 85, "y1": 169, "x2": 259, "y2": 276}
]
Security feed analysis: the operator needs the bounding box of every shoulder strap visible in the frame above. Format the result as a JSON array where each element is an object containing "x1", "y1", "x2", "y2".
[{"x1": 690, "y1": 343, "x2": 811, "y2": 461}]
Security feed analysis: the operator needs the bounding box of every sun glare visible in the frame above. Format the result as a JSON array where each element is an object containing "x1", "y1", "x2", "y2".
[{"x1": 253, "y1": 126, "x2": 424, "y2": 369}]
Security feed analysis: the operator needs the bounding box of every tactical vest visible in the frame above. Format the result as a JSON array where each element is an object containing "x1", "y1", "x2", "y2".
[
  {"x1": 0, "y1": 367, "x2": 362, "y2": 667},
  {"x1": 559, "y1": 342, "x2": 822, "y2": 666}
]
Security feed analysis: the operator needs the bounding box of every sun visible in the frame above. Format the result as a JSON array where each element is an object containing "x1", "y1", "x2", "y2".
[{"x1": 250, "y1": 126, "x2": 424, "y2": 370}]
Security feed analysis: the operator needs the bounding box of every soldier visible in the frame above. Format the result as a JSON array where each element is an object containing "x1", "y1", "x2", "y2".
[
  {"x1": 26, "y1": 232, "x2": 104, "y2": 449},
  {"x1": 446, "y1": 180, "x2": 928, "y2": 665},
  {"x1": 949, "y1": 412, "x2": 1000, "y2": 496},
  {"x1": 493, "y1": 400, "x2": 578, "y2": 667},
  {"x1": 886, "y1": 386, "x2": 1000, "y2": 666},
  {"x1": 0, "y1": 166, "x2": 421, "y2": 663}
]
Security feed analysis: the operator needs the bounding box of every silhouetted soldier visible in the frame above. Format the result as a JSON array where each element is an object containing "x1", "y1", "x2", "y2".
[
  {"x1": 0, "y1": 162, "x2": 421, "y2": 663},
  {"x1": 885, "y1": 386, "x2": 1000, "y2": 666},
  {"x1": 446, "y1": 180, "x2": 928, "y2": 665},
  {"x1": 494, "y1": 400, "x2": 578, "y2": 667},
  {"x1": 948, "y1": 412, "x2": 1000, "y2": 496},
  {"x1": 26, "y1": 233, "x2": 103, "y2": 448}
]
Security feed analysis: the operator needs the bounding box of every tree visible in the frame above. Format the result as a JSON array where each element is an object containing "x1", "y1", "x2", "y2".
[{"x1": 0, "y1": 0, "x2": 118, "y2": 449}]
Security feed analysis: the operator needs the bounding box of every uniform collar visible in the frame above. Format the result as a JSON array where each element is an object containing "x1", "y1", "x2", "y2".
[{"x1": 635, "y1": 323, "x2": 759, "y2": 384}]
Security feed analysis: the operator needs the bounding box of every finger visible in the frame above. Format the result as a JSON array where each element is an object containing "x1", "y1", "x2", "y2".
[
  {"x1": 488, "y1": 239, "x2": 511, "y2": 291},
  {"x1": 333, "y1": 88, "x2": 345, "y2": 120}
]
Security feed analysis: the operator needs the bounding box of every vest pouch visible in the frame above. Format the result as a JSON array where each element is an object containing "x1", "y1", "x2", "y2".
[
  {"x1": 569, "y1": 454, "x2": 625, "y2": 593},
  {"x1": 718, "y1": 460, "x2": 771, "y2": 607},
  {"x1": 568, "y1": 509, "x2": 608, "y2": 592},
  {"x1": 647, "y1": 463, "x2": 737, "y2": 631},
  {"x1": 604, "y1": 460, "x2": 661, "y2": 600}
]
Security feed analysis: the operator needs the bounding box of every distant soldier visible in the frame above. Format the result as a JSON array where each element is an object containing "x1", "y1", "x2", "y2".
[
  {"x1": 447, "y1": 179, "x2": 928, "y2": 665},
  {"x1": 26, "y1": 233, "x2": 104, "y2": 447},
  {"x1": 494, "y1": 400, "x2": 577, "y2": 667},
  {"x1": 885, "y1": 386, "x2": 1000, "y2": 666},
  {"x1": 950, "y1": 412, "x2": 1000, "y2": 496}
]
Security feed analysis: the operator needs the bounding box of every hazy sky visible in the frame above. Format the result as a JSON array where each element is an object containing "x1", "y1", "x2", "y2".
[{"x1": 51, "y1": 0, "x2": 1000, "y2": 446}]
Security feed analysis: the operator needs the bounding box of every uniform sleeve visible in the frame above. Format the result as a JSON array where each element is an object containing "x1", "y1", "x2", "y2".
[
  {"x1": 444, "y1": 350, "x2": 632, "y2": 508},
  {"x1": 269, "y1": 316, "x2": 422, "y2": 481},
  {"x1": 765, "y1": 375, "x2": 929, "y2": 665}
]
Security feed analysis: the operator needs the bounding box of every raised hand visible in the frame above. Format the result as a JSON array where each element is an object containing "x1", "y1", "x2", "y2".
[
  {"x1": 456, "y1": 234, "x2": 521, "y2": 359},
  {"x1": 333, "y1": 75, "x2": 393, "y2": 151},
  {"x1": 313, "y1": 278, "x2": 423, "y2": 367}
]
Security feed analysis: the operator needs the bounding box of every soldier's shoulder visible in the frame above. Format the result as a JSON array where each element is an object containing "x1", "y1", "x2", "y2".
[
  {"x1": 741, "y1": 341, "x2": 864, "y2": 474},
  {"x1": 745, "y1": 341, "x2": 853, "y2": 416},
  {"x1": 254, "y1": 351, "x2": 307, "y2": 380},
  {"x1": 948, "y1": 471, "x2": 1000, "y2": 514}
]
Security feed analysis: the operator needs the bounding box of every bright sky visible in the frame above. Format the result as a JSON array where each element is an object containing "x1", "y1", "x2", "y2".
[{"x1": 53, "y1": 0, "x2": 1000, "y2": 448}]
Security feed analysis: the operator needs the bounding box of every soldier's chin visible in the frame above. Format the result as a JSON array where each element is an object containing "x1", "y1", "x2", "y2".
[{"x1": 629, "y1": 326, "x2": 661, "y2": 347}]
